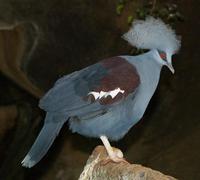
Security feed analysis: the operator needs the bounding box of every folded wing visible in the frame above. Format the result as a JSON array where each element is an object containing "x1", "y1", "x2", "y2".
[{"x1": 39, "y1": 57, "x2": 140, "y2": 115}]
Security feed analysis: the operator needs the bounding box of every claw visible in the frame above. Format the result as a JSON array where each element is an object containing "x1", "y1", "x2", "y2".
[{"x1": 99, "y1": 135, "x2": 129, "y2": 165}]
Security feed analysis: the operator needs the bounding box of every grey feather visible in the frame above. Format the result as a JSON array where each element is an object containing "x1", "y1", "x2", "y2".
[
  {"x1": 69, "y1": 50, "x2": 163, "y2": 141},
  {"x1": 22, "y1": 16, "x2": 181, "y2": 168},
  {"x1": 39, "y1": 63, "x2": 106, "y2": 113},
  {"x1": 21, "y1": 113, "x2": 67, "y2": 168},
  {"x1": 123, "y1": 16, "x2": 181, "y2": 54}
]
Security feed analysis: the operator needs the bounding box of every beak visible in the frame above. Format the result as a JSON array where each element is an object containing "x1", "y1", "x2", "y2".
[
  {"x1": 166, "y1": 52, "x2": 175, "y2": 74},
  {"x1": 166, "y1": 62, "x2": 175, "y2": 74}
]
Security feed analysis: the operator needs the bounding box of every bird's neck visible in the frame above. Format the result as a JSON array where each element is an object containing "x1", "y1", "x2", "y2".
[
  {"x1": 138, "y1": 50, "x2": 163, "y2": 88},
  {"x1": 143, "y1": 49, "x2": 165, "y2": 68},
  {"x1": 123, "y1": 50, "x2": 163, "y2": 121},
  {"x1": 123, "y1": 49, "x2": 163, "y2": 74}
]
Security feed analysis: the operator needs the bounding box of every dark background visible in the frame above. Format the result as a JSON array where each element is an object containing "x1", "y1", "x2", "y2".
[{"x1": 0, "y1": 0, "x2": 199, "y2": 179}]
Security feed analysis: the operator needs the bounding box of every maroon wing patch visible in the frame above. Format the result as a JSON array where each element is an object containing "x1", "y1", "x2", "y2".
[{"x1": 87, "y1": 57, "x2": 140, "y2": 105}]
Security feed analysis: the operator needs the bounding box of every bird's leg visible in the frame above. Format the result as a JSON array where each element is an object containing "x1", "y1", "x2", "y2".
[{"x1": 100, "y1": 135, "x2": 127, "y2": 164}]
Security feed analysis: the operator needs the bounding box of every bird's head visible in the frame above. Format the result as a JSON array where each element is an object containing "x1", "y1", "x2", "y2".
[
  {"x1": 122, "y1": 16, "x2": 181, "y2": 74},
  {"x1": 157, "y1": 50, "x2": 175, "y2": 74}
]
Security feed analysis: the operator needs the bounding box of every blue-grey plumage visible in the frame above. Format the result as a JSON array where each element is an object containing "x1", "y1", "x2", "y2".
[
  {"x1": 21, "y1": 113, "x2": 67, "y2": 167},
  {"x1": 69, "y1": 50, "x2": 162, "y2": 140},
  {"x1": 21, "y1": 16, "x2": 181, "y2": 167}
]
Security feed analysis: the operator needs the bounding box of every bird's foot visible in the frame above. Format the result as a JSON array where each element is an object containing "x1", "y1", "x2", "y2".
[
  {"x1": 100, "y1": 148, "x2": 129, "y2": 165},
  {"x1": 100, "y1": 135, "x2": 129, "y2": 165}
]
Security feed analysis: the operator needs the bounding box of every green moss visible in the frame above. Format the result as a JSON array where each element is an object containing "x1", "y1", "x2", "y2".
[
  {"x1": 115, "y1": 1, "x2": 184, "y2": 25},
  {"x1": 116, "y1": 4, "x2": 124, "y2": 15},
  {"x1": 127, "y1": 15, "x2": 133, "y2": 25}
]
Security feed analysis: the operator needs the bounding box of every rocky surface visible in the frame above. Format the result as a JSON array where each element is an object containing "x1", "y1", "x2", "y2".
[{"x1": 79, "y1": 146, "x2": 177, "y2": 180}]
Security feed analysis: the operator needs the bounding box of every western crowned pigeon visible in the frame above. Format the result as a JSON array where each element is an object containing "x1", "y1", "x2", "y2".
[{"x1": 22, "y1": 16, "x2": 181, "y2": 168}]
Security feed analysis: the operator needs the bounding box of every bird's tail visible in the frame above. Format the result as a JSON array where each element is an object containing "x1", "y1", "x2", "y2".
[{"x1": 21, "y1": 113, "x2": 66, "y2": 168}]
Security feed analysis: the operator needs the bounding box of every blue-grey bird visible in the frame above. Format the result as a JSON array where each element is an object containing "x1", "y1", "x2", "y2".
[{"x1": 22, "y1": 17, "x2": 181, "y2": 167}]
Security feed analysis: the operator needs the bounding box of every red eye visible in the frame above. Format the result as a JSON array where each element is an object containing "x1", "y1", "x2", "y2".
[{"x1": 159, "y1": 52, "x2": 167, "y2": 60}]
